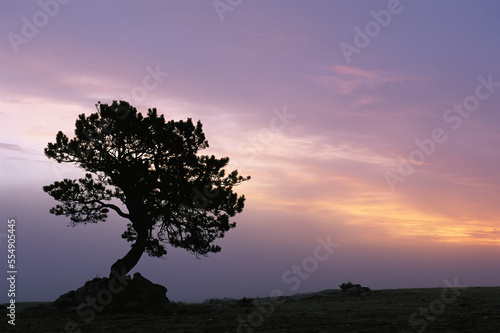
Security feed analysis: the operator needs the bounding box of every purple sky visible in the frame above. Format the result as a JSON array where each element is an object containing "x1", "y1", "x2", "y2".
[{"x1": 1, "y1": 1, "x2": 500, "y2": 304}]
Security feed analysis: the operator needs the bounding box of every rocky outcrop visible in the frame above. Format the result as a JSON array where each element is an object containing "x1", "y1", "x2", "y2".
[
  {"x1": 339, "y1": 282, "x2": 371, "y2": 296},
  {"x1": 54, "y1": 272, "x2": 168, "y2": 311},
  {"x1": 344, "y1": 284, "x2": 371, "y2": 295}
]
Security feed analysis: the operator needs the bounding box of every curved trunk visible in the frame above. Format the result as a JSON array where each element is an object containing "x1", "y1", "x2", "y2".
[{"x1": 109, "y1": 227, "x2": 148, "y2": 279}]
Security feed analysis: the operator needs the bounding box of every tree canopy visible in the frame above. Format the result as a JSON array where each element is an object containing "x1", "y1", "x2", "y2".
[{"x1": 43, "y1": 101, "x2": 250, "y2": 276}]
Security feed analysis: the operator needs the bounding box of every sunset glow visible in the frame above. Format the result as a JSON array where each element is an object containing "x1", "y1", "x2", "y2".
[{"x1": 1, "y1": 1, "x2": 500, "y2": 304}]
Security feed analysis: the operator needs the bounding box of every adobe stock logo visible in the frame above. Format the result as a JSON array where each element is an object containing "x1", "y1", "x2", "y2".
[
  {"x1": 212, "y1": 0, "x2": 243, "y2": 21},
  {"x1": 384, "y1": 74, "x2": 500, "y2": 191},
  {"x1": 232, "y1": 106, "x2": 295, "y2": 169},
  {"x1": 8, "y1": 0, "x2": 71, "y2": 54},
  {"x1": 237, "y1": 236, "x2": 340, "y2": 332},
  {"x1": 403, "y1": 277, "x2": 466, "y2": 333},
  {"x1": 119, "y1": 64, "x2": 169, "y2": 104},
  {"x1": 339, "y1": 0, "x2": 412, "y2": 64}
]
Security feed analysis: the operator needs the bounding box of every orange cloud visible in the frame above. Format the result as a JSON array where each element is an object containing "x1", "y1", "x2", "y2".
[{"x1": 241, "y1": 141, "x2": 500, "y2": 247}]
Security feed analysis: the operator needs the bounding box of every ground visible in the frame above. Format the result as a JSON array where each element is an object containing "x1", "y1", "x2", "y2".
[{"x1": 2, "y1": 286, "x2": 500, "y2": 332}]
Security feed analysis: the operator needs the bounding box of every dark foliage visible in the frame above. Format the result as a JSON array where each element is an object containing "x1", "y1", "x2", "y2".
[{"x1": 43, "y1": 101, "x2": 249, "y2": 274}]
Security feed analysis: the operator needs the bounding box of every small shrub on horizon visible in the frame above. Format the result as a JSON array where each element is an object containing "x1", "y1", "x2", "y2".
[
  {"x1": 339, "y1": 281, "x2": 355, "y2": 291},
  {"x1": 339, "y1": 281, "x2": 371, "y2": 292}
]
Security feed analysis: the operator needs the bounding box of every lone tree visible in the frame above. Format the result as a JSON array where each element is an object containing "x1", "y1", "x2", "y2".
[{"x1": 43, "y1": 101, "x2": 250, "y2": 278}]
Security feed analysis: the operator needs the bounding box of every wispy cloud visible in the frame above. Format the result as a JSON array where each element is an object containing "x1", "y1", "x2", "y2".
[
  {"x1": 0, "y1": 142, "x2": 28, "y2": 152},
  {"x1": 0, "y1": 142, "x2": 44, "y2": 161},
  {"x1": 313, "y1": 65, "x2": 421, "y2": 95},
  {"x1": 447, "y1": 176, "x2": 499, "y2": 188},
  {"x1": 331, "y1": 66, "x2": 400, "y2": 80}
]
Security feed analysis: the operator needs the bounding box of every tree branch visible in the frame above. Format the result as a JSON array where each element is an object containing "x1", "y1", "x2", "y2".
[{"x1": 97, "y1": 201, "x2": 130, "y2": 219}]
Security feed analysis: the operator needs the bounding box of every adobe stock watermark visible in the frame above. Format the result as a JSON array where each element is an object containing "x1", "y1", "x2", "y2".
[
  {"x1": 120, "y1": 64, "x2": 169, "y2": 105},
  {"x1": 178, "y1": 181, "x2": 221, "y2": 241},
  {"x1": 231, "y1": 106, "x2": 295, "y2": 169},
  {"x1": 8, "y1": 0, "x2": 71, "y2": 54},
  {"x1": 48, "y1": 102, "x2": 130, "y2": 180},
  {"x1": 236, "y1": 236, "x2": 340, "y2": 332},
  {"x1": 50, "y1": 63, "x2": 168, "y2": 180},
  {"x1": 64, "y1": 267, "x2": 130, "y2": 333},
  {"x1": 402, "y1": 277, "x2": 466, "y2": 333},
  {"x1": 213, "y1": 0, "x2": 243, "y2": 21},
  {"x1": 339, "y1": 0, "x2": 412, "y2": 64},
  {"x1": 385, "y1": 74, "x2": 500, "y2": 192}
]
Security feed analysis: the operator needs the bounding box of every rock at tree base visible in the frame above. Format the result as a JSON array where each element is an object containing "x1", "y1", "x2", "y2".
[{"x1": 54, "y1": 272, "x2": 168, "y2": 310}]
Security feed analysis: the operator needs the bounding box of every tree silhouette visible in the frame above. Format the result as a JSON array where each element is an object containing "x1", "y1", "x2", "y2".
[{"x1": 43, "y1": 101, "x2": 250, "y2": 278}]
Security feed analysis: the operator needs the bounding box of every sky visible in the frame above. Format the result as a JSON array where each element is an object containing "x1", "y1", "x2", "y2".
[{"x1": 1, "y1": 0, "x2": 500, "y2": 305}]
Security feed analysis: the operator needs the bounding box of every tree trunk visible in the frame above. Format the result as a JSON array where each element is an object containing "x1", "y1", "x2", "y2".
[{"x1": 109, "y1": 227, "x2": 148, "y2": 279}]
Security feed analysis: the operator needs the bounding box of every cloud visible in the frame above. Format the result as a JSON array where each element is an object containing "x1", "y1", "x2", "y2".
[
  {"x1": 331, "y1": 66, "x2": 399, "y2": 80},
  {"x1": 447, "y1": 176, "x2": 498, "y2": 188},
  {"x1": 231, "y1": 126, "x2": 500, "y2": 247},
  {"x1": 313, "y1": 65, "x2": 421, "y2": 95},
  {"x1": 0, "y1": 142, "x2": 27, "y2": 152}
]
